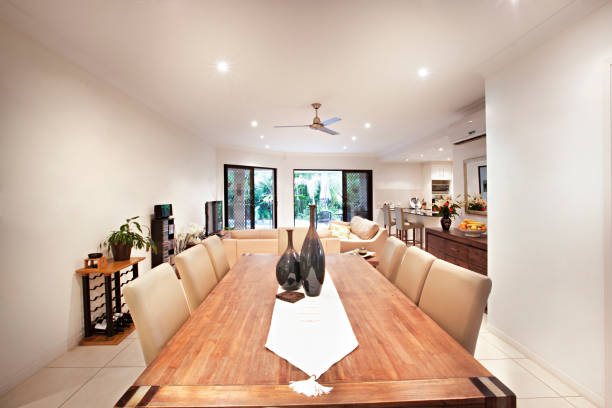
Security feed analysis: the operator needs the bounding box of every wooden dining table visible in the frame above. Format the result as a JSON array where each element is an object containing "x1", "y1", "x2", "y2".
[{"x1": 116, "y1": 253, "x2": 515, "y2": 408}]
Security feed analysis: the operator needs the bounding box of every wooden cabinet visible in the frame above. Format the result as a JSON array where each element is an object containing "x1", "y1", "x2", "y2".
[{"x1": 425, "y1": 228, "x2": 487, "y2": 276}]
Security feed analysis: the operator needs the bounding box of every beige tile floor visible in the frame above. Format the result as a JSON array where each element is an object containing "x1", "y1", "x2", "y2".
[{"x1": 0, "y1": 323, "x2": 600, "y2": 408}]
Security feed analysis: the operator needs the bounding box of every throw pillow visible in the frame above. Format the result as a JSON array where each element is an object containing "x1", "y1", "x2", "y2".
[
  {"x1": 330, "y1": 223, "x2": 351, "y2": 239},
  {"x1": 350, "y1": 216, "x2": 379, "y2": 240}
]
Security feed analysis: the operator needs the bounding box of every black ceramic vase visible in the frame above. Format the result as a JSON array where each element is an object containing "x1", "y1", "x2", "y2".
[
  {"x1": 441, "y1": 214, "x2": 452, "y2": 231},
  {"x1": 300, "y1": 204, "x2": 325, "y2": 297},
  {"x1": 276, "y1": 229, "x2": 301, "y2": 291}
]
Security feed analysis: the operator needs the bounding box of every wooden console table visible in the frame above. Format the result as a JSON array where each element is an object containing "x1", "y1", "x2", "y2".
[
  {"x1": 425, "y1": 228, "x2": 487, "y2": 276},
  {"x1": 76, "y1": 257, "x2": 144, "y2": 339}
]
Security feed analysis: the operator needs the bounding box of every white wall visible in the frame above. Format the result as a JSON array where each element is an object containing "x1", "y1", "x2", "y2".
[
  {"x1": 215, "y1": 148, "x2": 425, "y2": 227},
  {"x1": 485, "y1": 4, "x2": 612, "y2": 404},
  {"x1": 0, "y1": 22, "x2": 216, "y2": 394}
]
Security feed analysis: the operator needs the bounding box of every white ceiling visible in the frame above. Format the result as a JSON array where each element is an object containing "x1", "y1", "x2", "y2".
[{"x1": 0, "y1": 0, "x2": 607, "y2": 160}]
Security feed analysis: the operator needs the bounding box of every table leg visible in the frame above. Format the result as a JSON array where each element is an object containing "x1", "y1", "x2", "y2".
[
  {"x1": 104, "y1": 275, "x2": 114, "y2": 337},
  {"x1": 114, "y1": 271, "x2": 121, "y2": 314},
  {"x1": 81, "y1": 275, "x2": 92, "y2": 337}
]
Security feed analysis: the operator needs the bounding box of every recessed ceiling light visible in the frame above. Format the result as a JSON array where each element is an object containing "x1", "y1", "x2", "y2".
[
  {"x1": 447, "y1": 157, "x2": 451, "y2": 161},
  {"x1": 265, "y1": 144, "x2": 270, "y2": 149},
  {"x1": 418, "y1": 67, "x2": 430, "y2": 78},
  {"x1": 259, "y1": 135, "x2": 264, "y2": 139},
  {"x1": 251, "y1": 120, "x2": 258, "y2": 128},
  {"x1": 351, "y1": 136, "x2": 357, "y2": 141},
  {"x1": 343, "y1": 145, "x2": 347, "y2": 150},
  {"x1": 467, "y1": 120, "x2": 473, "y2": 124},
  {"x1": 217, "y1": 61, "x2": 229, "y2": 72},
  {"x1": 364, "y1": 122, "x2": 371, "y2": 129},
  {"x1": 420, "y1": 153, "x2": 424, "y2": 157},
  {"x1": 438, "y1": 147, "x2": 444, "y2": 152},
  {"x1": 405, "y1": 158, "x2": 410, "y2": 162}
]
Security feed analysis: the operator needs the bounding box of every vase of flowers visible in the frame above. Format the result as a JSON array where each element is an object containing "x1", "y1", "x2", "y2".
[
  {"x1": 176, "y1": 223, "x2": 206, "y2": 253},
  {"x1": 432, "y1": 196, "x2": 463, "y2": 231},
  {"x1": 467, "y1": 194, "x2": 487, "y2": 212}
]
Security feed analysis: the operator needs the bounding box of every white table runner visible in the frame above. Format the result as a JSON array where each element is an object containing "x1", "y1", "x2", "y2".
[{"x1": 265, "y1": 272, "x2": 359, "y2": 396}]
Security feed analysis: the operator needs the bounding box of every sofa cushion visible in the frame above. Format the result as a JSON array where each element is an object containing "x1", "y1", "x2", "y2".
[
  {"x1": 330, "y1": 223, "x2": 351, "y2": 239},
  {"x1": 350, "y1": 216, "x2": 379, "y2": 240},
  {"x1": 330, "y1": 220, "x2": 351, "y2": 227},
  {"x1": 317, "y1": 228, "x2": 333, "y2": 238},
  {"x1": 230, "y1": 229, "x2": 278, "y2": 239}
]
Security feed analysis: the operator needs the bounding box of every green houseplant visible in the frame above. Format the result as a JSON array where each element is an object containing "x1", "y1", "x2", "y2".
[{"x1": 102, "y1": 216, "x2": 157, "y2": 261}]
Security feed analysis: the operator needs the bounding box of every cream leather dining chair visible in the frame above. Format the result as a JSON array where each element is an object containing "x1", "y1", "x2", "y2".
[
  {"x1": 393, "y1": 246, "x2": 436, "y2": 304},
  {"x1": 203, "y1": 235, "x2": 230, "y2": 281},
  {"x1": 123, "y1": 263, "x2": 190, "y2": 365},
  {"x1": 418, "y1": 259, "x2": 492, "y2": 355},
  {"x1": 175, "y1": 244, "x2": 218, "y2": 314},
  {"x1": 376, "y1": 236, "x2": 407, "y2": 281}
]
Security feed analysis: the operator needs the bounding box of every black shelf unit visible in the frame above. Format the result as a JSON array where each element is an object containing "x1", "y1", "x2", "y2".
[{"x1": 151, "y1": 216, "x2": 175, "y2": 267}]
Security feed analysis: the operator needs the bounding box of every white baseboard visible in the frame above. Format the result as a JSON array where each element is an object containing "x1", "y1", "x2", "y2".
[
  {"x1": 486, "y1": 324, "x2": 604, "y2": 408},
  {"x1": 0, "y1": 329, "x2": 83, "y2": 396}
]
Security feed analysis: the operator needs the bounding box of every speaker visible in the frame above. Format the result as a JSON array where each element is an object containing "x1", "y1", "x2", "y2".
[{"x1": 154, "y1": 204, "x2": 173, "y2": 219}]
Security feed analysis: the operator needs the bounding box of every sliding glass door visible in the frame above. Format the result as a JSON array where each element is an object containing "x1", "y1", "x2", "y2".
[
  {"x1": 224, "y1": 165, "x2": 277, "y2": 230},
  {"x1": 293, "y1": 169, "x2": 372, "y2": 227}
]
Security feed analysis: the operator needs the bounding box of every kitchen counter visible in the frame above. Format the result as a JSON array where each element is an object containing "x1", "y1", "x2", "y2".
[{"x1": 402, "y1": 208, "x2": 439, "y2": 217}]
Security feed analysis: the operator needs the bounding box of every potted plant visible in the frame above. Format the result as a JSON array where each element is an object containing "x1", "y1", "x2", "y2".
[
  {"x1": 102, "y1": 216, "x2": 157, "y2": 261},
  {"x1": 432, "y1": 196, "x2": 463, "y2": 231}
]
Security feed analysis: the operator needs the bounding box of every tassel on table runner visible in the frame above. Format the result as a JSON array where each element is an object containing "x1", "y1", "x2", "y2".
[{"x1": 289, "y1": 376, "x2": 333, "y2": 397}]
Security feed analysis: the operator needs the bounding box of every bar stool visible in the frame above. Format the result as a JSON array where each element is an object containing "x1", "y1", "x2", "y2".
[
  {"x1": 394, "y1": 207, "x2": 424, "y2": 248},
  {"x1": 382, "y1": 204, "x2": 396, "y2": 236}
]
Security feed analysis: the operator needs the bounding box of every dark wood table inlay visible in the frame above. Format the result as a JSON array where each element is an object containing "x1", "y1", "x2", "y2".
[{"x1": 116, "y1": 254, "x2": 514, "y2": 407}]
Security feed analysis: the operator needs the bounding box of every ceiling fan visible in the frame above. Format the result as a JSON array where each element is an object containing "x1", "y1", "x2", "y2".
[{"x1": 274, "y1": 103, "x2": 341, "y2": 135}]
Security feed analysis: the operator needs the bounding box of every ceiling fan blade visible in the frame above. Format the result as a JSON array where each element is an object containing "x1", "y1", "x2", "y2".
[
  {"x1": 273, "y1": 125, "x2": 310, "y2": 128},
  {"x1": 321, "y1": 117, "x2": 341, "y2": 126},
  {"x1": 318, "y1": 126, "x2": 339, "y2": 135}
]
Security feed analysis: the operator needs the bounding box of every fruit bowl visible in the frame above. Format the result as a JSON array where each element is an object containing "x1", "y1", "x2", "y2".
[{"x1": 457, "y1": 219, "x2": 487, "y2": 237}]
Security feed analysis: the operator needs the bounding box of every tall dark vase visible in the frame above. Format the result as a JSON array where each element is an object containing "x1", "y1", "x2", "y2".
[
  {"x1": 276, "y1": 229, "x2": 301, "y2": 291},
  {"x1": 300, "y1": 204, "x2": 325, "y2": 297},
  {"x1": 440, "y1": 214, "x2": 452, "y2": 231}
]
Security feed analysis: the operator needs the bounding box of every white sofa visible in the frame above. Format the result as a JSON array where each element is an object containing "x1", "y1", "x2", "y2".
[
  {"x1": 318, "y1": 216, "x2": 388, "y2": 254},
  {"x1": 221, "y1": 228, "x2": 340, "y2": 267}
]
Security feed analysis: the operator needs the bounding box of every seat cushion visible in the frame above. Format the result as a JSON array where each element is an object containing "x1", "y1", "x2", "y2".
[
  {"x1": 419, "y1": 259, "x2": 492, "y2": 355},
  {"x1": 394, "y1": 247, "x2": 436, "y2": 304},
  {"x1": 350, "y1": 216, "x2": 379, "y2": 240}
]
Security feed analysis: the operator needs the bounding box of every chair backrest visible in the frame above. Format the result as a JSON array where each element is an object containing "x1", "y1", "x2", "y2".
[
  {"x1": 394, "y1": 207, "x2": 405, "y2": 231},
  {"x1": 376, "y1": 236, "x2": 407, "y2": 281},
  {"x1": 203, "y1": 235, "x2": 230, "y2": 280},
  {"x1": 393, "y1": 246, "x2": 436, "y2": 304},
  {"x1": 419, "y1": 259, "x2": 492, "y2": 355},
  {"x1": 175, "y1": 244, "x2": 218, "y2": 313},
  {"x1": 123, "y1": 263, "x2": 190, "y2": 365},
  {"x1": 382, "y1": 204, "x2": 394, "y2": 226}
]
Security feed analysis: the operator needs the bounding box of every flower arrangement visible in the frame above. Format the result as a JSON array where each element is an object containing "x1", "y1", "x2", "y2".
[
  {"x1": 467, "y1": 194, "x2": 487, "y2": 212},
  {"x1": 176, "y1": 223, "x2": 205, "y2": 254},
  {"x1": 432, "y1": 195, "x2": 463, "y2": 219}
]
